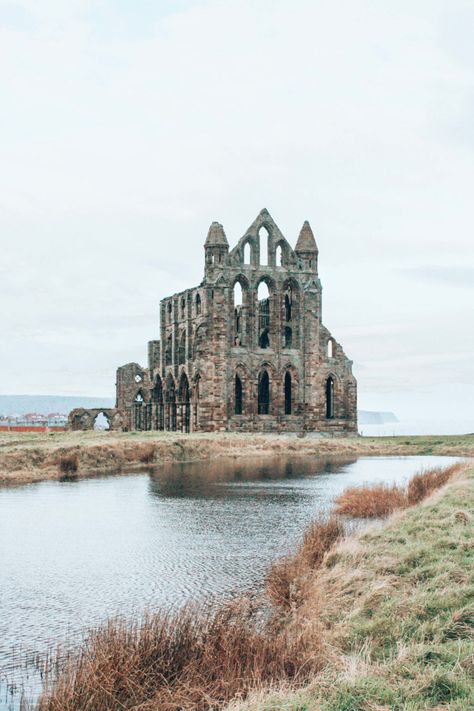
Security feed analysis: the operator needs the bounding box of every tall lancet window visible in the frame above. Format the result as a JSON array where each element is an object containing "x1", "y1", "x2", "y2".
[
  {"x1": 235, "y1": 374, "x2": 243, "y2": 415},
  {"x1": 258, "y1": 282, "x2": 270, "y2": 349},
  {"x1": 326, "y1": 377, "x2": 334, "y2": 419},
  {"x1": 258, "y1": 370, "x2": 270, "y2": 415}
]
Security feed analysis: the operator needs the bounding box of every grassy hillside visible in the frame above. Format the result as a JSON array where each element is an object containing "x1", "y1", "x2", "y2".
[{"x1": 0, "y1": 394, "x2": 114, "y2": 416}]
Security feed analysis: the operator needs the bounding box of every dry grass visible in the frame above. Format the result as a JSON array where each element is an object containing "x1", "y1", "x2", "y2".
[
  {"x1": 137, "y1": 443, "x2": 156, "y2": 464},
  {"x1": 266, "y1": 517, "x2": 344, "y2": 609},
  {"x1": 406, "y1": 462, "x2": 463, "y2": 504},
  {"x1": 334, "y1": 461, "x2": 466, "y2": 518},
  {"x1": 334, "y1": 482, "x2": 407, "y2": 518},
  {"x1": 37, "y1": 599, "x2": 323, "y2": 711}
]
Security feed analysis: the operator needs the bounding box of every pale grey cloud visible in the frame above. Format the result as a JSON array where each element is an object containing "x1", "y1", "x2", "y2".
[
  {"x1": 401, "y1": 266, "x2": 474, "y2": 287},
  {"x1": 0, "y1": 0, "x2": 473, "y2": 429}
]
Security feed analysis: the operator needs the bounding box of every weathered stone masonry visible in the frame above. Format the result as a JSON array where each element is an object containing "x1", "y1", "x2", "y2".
[{"x1": 69, "y1": 209, "x2": 357, "y2": 434}]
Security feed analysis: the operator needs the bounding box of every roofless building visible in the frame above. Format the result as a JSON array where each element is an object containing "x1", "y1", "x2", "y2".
[{"x1": 69, "y1": 209, "x2": 357, "y2": 433}]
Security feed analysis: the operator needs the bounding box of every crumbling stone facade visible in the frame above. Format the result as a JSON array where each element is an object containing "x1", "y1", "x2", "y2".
[{"x1": 69, "y1": 209, "x2": 357, "y2": 434}]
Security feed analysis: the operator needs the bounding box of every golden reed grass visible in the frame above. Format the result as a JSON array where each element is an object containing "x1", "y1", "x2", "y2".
[
  {"x1": 266, "y1": 517, "x2": 344, "y2": 609},
  {"x1": 334, "y1": 462, "x2": 464, "y2": 518},
  {"x1": 36, "y1": 599, "x2": 322, "y2": 711}
]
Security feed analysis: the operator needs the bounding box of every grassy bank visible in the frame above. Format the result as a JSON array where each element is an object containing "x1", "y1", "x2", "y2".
[
  {"x1": 228, "y1": 462, "x2": 474, "y2": 711},
  {"x1": 0, "y1": 430, "x2": 473, "y2": 486},
  {"x1": 35, "y1": 461, "x2": 473, "y2": 710}
]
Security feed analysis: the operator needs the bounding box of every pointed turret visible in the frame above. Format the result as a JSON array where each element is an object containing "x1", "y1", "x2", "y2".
[
  {"x1": 295, "y1": 221, "x2": 318, "y2": 273},
  {"x1": 205, "y1": 221, "x2": 228, "y2": 247},
  {"x1": 295, "y1": 221, "x2": 318, "y2": 253},
  {"x1": 204, "y1": 221, "x2": 229, "y2": 271}
]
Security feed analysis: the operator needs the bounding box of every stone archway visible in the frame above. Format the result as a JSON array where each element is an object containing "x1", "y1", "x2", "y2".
[
  {"x1": 68, "y1": 408, "x2": 120, "y2": 431},
  {"x1": 93, "y1": 412, "x2": 110, "y2": 431}
]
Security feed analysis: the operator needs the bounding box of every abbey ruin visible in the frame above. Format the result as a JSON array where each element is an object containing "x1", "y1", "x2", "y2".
[{"x1": 69, "y1": 209, "x2": 357, "y2": 434}]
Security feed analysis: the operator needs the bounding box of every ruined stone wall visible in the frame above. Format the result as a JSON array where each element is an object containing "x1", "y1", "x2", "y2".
[
  {"x1": 70, "y1": 209, "x2": 357, "y2": 435},
  {"x1": 68, "y1": 408, "x2": 123, "y2": 431}
]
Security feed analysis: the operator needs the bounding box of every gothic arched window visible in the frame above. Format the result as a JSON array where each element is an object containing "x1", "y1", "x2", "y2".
[
  {"x1": 235, "y1": 374, "x2": 243, "y2": 415},
  {"x1": 165, "y1": 334, "x2": 172, "y2": 366},
  {"x1": 258, "y1": 370, "x2": 270, "y2": 415},
  {"x1": 177, "y1": 331, "x2": 186, "y2": 365},
  {"x1": 276, "y1": 244, "x2": 283, "y2": 266},
  {"x1": 259, "y1": 226, "x2": 269, "y2": 266},
  {"x1": 326, "y1": 376, "x2": 334, "y2": 419},
  {"x1": 285, "y1": 289, "x2": 292, "y2": 322},
  {"x1": 243, "y1": 242, "x2": 251, "y2": 265},
  {"x1": 284, "y1": 371, "x2": 292, "y2": 415},
  {"x1": 234, "y1": 282, "x2": 244, "y2": 346},
  {"x1": 258, "y1": 281, "x2": 270, "y2": 349}
]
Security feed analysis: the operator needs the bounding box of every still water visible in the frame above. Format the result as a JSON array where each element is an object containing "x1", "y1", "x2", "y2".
[{"x1": 0, "y1": 454, "x2": 460, "y2": 708}]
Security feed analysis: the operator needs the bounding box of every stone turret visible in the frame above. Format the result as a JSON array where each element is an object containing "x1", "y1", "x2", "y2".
[
  {"x1": 295, "y1": 220, "x2": 318, "y2": 272},
  {"x1": 104, "y1": 209, "x2": 357, "y2": 436},
  {"x1": 205, "y1": 221, "x2": 229, "y2": 269},
  {"x1": 205, "y1": 221, "x2": 228, "y2": 246}
]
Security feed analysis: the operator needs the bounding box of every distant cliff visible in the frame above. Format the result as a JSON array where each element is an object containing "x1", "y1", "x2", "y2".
[{"x1": 358, "y1": 411, "x2": 399, "y2": 425}]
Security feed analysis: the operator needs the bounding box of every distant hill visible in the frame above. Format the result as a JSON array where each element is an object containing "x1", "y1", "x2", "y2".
[
  {"x1": 358, "y1": 410, "x2": 399, "y2": 425},
  {"x1": 1, "y1": 396, "x2": 397, "y2": 426},
  {"x1": 0, "y1": 395, "x2": 115, "y2": 417}
]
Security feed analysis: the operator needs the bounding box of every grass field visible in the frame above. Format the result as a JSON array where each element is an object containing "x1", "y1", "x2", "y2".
[{"x1": 0, "y1": 430, "x2": 473, "y2": 486}]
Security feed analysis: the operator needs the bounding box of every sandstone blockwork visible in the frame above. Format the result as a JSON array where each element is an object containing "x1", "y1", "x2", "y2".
[{"x1": 69, "y1": 209, "x2": 357, "y2": 434}]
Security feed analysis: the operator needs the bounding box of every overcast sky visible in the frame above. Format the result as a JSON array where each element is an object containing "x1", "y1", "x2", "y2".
[{"x1": 0, "y1": 0, "x2": 473, "y2": 426}]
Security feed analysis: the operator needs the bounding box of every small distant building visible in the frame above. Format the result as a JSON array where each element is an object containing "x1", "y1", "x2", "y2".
[
  {"x1": 0, "y1": 411, "x2": 67, "y2": 432},
  {"x1": 69, "y1": 209, "x2": 357, "y2": 434}
]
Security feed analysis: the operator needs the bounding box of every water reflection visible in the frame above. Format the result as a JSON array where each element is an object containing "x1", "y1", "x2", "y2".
[{"x1": 149, "y1": 455, "x2": 356, "y2": 499}]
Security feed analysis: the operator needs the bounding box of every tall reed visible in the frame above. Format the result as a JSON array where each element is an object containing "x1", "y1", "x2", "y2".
[
  {"x1": 266, "y1": 517, "x2": 344, "y2": 609},
  {"x1": 335, "y1": 462, "x2": 464, "y2": 519},
  {"x1": 37, "y1": 599, "x2": 322, "y2": 711}
]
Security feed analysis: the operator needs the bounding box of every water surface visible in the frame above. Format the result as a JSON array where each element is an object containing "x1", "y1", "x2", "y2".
[{"x1": 0, "y1": 454, "x2": 460, "y2": 708}]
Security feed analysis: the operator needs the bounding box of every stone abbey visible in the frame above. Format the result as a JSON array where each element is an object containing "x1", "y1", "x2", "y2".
[{"x1": 69, "y1": 209, "x2": 357, "y2": 434}]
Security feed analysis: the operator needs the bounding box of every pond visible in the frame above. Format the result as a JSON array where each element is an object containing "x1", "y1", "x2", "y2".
[{"x1": 0, "y1": 454, "x2": 460, "y2": 709}]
